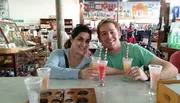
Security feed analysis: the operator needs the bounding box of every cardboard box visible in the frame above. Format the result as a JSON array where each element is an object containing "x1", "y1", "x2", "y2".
[{"x1": 157, "y1": 80, "x2": 180, "y2": 103}]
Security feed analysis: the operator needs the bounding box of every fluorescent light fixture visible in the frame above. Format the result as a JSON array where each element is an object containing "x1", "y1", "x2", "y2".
[{"x1": 122, "y1": 0, "x2": 128, "y2": 2}]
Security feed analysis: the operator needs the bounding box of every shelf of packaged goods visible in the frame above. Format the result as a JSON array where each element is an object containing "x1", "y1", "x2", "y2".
[
  {"x1": 0, "y1": 45, "x2": 47, "y2": 76},
  {"x1": 0, "y1": 67, "x2": 14, "y2": 70},
  {"x1": 16, "y1": 59, "x2": 35, "y2": 69},
  {"x1": 40, "y1": 18, "x2": 56, "y2": 24}
]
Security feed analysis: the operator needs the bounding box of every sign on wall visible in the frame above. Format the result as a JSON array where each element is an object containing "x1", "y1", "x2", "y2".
[
  {"x1": 0, "y1": 0, "x2": 9, "y2": 19},
  {"x1": 83, "y1": 1, "x2": 160, "y2": 20}
]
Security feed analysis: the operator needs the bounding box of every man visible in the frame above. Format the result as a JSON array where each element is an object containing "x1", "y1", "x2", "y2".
[
  {"x1": 94, "y1": 19, "x2": 178, "y2": 81},
  {"x1": 47, "y1": 22, "x2": 69, "y2": 52}
]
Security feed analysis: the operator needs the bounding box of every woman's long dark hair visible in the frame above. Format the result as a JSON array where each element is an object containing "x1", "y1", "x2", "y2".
[{"x1": 64, "y1": 24, "x2": 92, "y2": 49}]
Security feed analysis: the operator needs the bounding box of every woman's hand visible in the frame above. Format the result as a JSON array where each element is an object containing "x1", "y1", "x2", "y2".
[
  {"x1": 126, "y1": 66, "x2": 148, "y2": 81},
  {"x1": 79, "y1": 67, "x2": 99, "y2": 80}
]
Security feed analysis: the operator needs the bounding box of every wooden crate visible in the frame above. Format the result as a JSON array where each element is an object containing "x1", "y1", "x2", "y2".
[{"x1": 157, "y1": 80, "x2": 180, "y2": 103}]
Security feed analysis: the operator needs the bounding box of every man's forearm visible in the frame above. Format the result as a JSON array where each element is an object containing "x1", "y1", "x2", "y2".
[
  {"x1": 160, "y1": 62, "x2": 178, "y2": 79},
  {"x1": 106, "y1": 66, "x2": 124, "y2": 75},
  {"x1": 150, "y1": 56, "x2": 178, "y2": 80}
]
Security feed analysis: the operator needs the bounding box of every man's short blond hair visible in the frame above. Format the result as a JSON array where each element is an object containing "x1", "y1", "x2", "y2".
[{"x1": 97, "y1": 18, "x2": 120, "y2": 35}]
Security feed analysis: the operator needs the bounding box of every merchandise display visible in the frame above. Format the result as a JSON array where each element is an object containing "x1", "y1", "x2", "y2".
[
  {"x1": 83, "y1": 1, "x2": 160, "y2": 28},
  {"x1": 168, "y1": 22, "x2": 180, "y2": 49},
  {"x1": 0, "y1": 21, "x2": 47, "y2": 77},
  {"x1": 64, "y1": 19, "x2": 73, "y2": 35},
  {"x1": 0, "y1": 21, "x2": 26, "y2": 47}
]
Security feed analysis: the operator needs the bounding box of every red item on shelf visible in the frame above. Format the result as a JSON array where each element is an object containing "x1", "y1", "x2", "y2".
[{"x1": 126, "y1": 37, "x2": 136, "y2": 44}]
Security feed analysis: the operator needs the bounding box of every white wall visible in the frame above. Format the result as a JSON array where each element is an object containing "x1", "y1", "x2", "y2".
[
  {"x1": 8, "y1": 0, "x2": 80, "y2": 26},
  {"x1": 61, "y1": 0, "x2": 80, "y2": 27}
]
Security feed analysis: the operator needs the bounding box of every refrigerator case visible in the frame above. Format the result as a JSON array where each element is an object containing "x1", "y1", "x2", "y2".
[{"x1": 168, "y1": 22, "x2": 180, "y2": 49}]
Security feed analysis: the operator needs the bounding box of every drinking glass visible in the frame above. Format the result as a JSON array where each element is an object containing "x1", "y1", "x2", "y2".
[
  {"x1": 122, "y1": 57, "x2": 133, "y2": 82},
  {"x1": 148, "y1": 64, "x2": 162, "y2": 96},
  {"x1": 37, "y1": 67, "x2": 51, "y2": 94},
  {"x1": 91, "y1": 56, "x2": 99, "y2": 81},
  {"x1": 97, "y1": 60, "x2": 108, "y2": 87},
  {"x1": 24, "y1": 77, "x2": 43, "y2": 103}
]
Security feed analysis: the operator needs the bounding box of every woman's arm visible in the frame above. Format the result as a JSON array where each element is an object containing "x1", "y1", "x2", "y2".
[{"x1": 44, "y1": 49, "x2": 80, "y2": 79}]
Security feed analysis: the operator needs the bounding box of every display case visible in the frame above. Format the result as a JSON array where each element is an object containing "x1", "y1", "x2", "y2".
[
  {"x1": 0, "y1": 21, "x2": 26, "y2": 47},
  {"x1": 0, "y1": 21, "x2": 47, "y2": 77}
]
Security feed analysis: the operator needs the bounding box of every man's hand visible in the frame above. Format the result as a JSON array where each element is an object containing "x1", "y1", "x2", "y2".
[
  {"x1": 78, "y1": 67, "x2": 99, "y2": 80},
  {"x1": 126, "y1": 66, "x2": 148, "y2": 81}
]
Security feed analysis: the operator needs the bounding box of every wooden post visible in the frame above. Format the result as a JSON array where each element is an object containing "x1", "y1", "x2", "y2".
[
  {"x1": 158, "y1": 0, "x2": 169, "y2": 49},
  {"x1": 79, "y1": 0, "x2": 84, "y2": 24},
  {"x1": 56, "y1": 0, "x2": 63, "y2": 49},
  {"x1": 117, "y1": 0, "x2": 120, "y2": 23}
]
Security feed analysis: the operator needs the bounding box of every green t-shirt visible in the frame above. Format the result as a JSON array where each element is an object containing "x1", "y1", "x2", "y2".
[{"x1": 94, "y1": 42, "x2": 154, "y2": 70}]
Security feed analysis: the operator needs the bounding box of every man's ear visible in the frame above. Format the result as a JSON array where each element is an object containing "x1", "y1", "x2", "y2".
[{"x1": 118, "y1": 31, "x2": 121, "y2": 39}]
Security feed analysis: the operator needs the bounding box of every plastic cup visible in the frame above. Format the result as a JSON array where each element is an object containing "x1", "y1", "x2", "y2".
[
  {"x1": 37, "y1": 67, "x2": 51, "y2": 93},
  {"x1": 91, "y1": 57, "x2": 99, "y2": 81},
  {"x1": 91, "y1": 57, "x2": 99, "y2": 68},
  {"x1": 97, "y1": 60, "x2": 108, "y2": 87},
  {"x1": 122, "y1": 57, "x2": 133, "y2": 82},
  {"x1": 148, "y1": 64, "x2": 162, "y2": 96},
  {"x1": 24, "y1": 77, "x2": 43, "y2": 103}
]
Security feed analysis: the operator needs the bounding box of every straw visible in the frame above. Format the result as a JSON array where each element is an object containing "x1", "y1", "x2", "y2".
[
  {"x1": 98, "y1": 47, "x2": 102, "y2": 60},
  {"x1": 126, "y1": 44, "x2": 129, "y2": 59},
  {"x1": 104, "y1": 48, "x2": 108, "y2": 61}
]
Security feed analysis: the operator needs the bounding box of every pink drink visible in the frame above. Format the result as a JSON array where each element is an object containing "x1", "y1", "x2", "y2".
[
  {"x1": 150, "y1": 72, "x2": 160, "y2": 90},
  {"x1": 97, "y1": 60, "x2": 108, "y2": 87},
  {"x1": 99, "y1": 65, "x2": 106, "y2": 81},
  {"x1": 149, "y1": 64, "x2": 162, "y2": 90},
  {"x1": 91, "y1": 57, "x2": 99, "y2": 81}
]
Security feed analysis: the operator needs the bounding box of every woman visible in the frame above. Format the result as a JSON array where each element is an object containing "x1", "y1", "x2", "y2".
[{"x1": 45, "y1": 25, "x2": 98, "y2": 80}]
